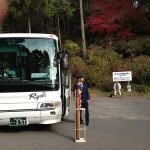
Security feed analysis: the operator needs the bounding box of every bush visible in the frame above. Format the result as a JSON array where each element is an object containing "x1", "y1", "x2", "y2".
[
  {"x1": 129, "y1": 56, "x2": 150, "y2": 85},
  {"x1": 100, "y1": 49, "x2": 122, "y2": 72},
  {"x1": 62, "y1": 40, "x2": 81, "y2": 56},
  {"x1": 86, "y1": 50, "x2": 110, "y2": 87},
  {"x1": 69, "y1": 56, "x2": 87, "y2": 78},
  {"x1": 86, "y1": 46, "x2": 121, "y2": 90},
  {"x1": 115, "y1": 36, "x2": 150, "y2": 57},
  {"x1": 67, "y1": 39, "x2": 150, "y2": 93},
  {"x1": 133, "y1": 84, "x2": 150, "y2": 93}
]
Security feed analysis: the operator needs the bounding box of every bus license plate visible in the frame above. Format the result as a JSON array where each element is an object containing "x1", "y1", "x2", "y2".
[{"x1": 10, "y1": 117, "x2": 27, "y2": 126}]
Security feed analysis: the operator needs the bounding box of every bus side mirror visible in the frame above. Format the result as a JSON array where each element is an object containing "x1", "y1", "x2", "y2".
[
  {"x1": 61, "y1": 53, "x2": 69, "y2": 70},
  {"x1": 57, "y1": 51, "x2": 69, "y2": 70}
]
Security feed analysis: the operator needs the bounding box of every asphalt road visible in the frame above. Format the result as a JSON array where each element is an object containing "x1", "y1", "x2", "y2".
[{"x1": 0, "y1": 96, "x2": 150, "y2": 150}]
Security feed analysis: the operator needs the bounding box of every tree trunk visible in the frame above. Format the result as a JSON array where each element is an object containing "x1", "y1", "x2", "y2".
[
  {"x1": 28, "y1": 15, "x2": 31, "y2": 33},
  {"x1": 80, "y1": 0, "x2": 87, "y2": 60},
  {"x1": 57, "y1": 15, "x2": 62, "y2": 48},
  {"x1": 67, "y1": 16, "x2": 70, "y2": 33}
]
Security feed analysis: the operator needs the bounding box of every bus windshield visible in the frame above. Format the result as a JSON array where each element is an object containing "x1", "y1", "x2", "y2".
[{"x1": 0, "y1": 38, "x2": 59, "y2": 92}]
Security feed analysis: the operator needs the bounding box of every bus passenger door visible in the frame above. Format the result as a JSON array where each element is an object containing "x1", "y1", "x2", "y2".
[
  {"x1": 61, "y1": 70, "x2": 71, "y2": 117},
  {"x1": 65, "y1": 71, "x2": 71, "y2": 116}
]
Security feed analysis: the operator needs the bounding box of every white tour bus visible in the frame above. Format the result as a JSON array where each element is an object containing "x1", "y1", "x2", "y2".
[{"x1": 0, "y1": 33, "x2": 70, "y2": 126}]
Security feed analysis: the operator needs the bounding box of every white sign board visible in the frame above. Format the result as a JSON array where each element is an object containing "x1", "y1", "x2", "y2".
[{"x1": 113, "y1": 71, "x2": 132, "y2": 82}]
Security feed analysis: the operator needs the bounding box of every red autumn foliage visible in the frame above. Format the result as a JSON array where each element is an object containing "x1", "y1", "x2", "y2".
[{"x1": 86, "y1": 0, "x2": 137, "y2": 39}]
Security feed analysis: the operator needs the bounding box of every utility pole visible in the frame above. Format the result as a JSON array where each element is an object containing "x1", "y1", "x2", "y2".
[{"x1": 79, "y1": 0, "x2": 87, "y2": 60}]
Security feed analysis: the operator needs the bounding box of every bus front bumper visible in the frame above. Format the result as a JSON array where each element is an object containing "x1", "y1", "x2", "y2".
[{"x1": 0, "y1": 108, "x2": 62, "y2": 126}]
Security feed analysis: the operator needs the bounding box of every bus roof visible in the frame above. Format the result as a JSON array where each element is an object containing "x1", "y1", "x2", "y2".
[{"x1": 0, "y1": 33, "x2": 58, "y2": 40}]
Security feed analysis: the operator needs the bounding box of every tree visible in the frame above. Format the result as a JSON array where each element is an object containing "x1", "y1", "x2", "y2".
[
  {"x1": 52, "y1": 0, "x2": 75, "y2": 46},
  {"x1": 7, "y1": 0, "x2": 56, "y2": 33},
  {"x1": 8, "y1": 0, "x2": 32, "y2": 32},
  {"x1": 86, "y1": 0, "x2": 142, "y2": 39},
  {"x1": 133, "y1": 0, "x2": 150, "y2": 19},
  {"x1": 6, "y1": 0, "x2": 75, "y2": 34}
]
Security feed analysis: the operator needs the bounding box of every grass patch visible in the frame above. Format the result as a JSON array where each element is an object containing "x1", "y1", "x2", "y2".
[{"x1": 89, "y1": 88, "x2": 150, "y2": 97}]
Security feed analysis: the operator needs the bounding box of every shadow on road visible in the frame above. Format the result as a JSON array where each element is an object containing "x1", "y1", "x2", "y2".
[
  {"x1": 0, "y1": 124, "x2": 52, "y2": 132},
  {"x1": 0, "y1": 118, "x2": 75, "y2": 142},
  {"x1": 62, "y1": 118, "x2": 75, "y2": 123}
]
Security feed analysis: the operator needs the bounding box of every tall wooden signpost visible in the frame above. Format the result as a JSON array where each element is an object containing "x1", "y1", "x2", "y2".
[
  {"x1": 75, "y1": 85, "x2": 86, "y2": 142},
  {"x1": 76, "y1": 86, "x2": 81, "y2": 141}
]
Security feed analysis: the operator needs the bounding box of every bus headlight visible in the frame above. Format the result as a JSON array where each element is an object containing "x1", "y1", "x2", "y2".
[{"x1": 40, "y1": 102, "x2": 61, "y2": 109}]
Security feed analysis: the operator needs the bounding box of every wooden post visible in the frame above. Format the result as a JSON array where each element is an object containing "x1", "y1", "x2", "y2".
[
  {"x1": 76, "y1": 87, "x2": 81, "y2": 140},
  {"x1": 75, "y1": 84, "x2": 86, "y2": 142}
]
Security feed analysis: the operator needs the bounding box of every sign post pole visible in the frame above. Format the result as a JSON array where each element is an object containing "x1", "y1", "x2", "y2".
[
  {"x1": 75, "y1": 87, "x2": 81, "y2": 141},
  {"x1": 127, "y1": 81, "x2": 131, "y2": 92},
  {"x1": 75, "y1": 85, "x2": 86, "y2": 142}
]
